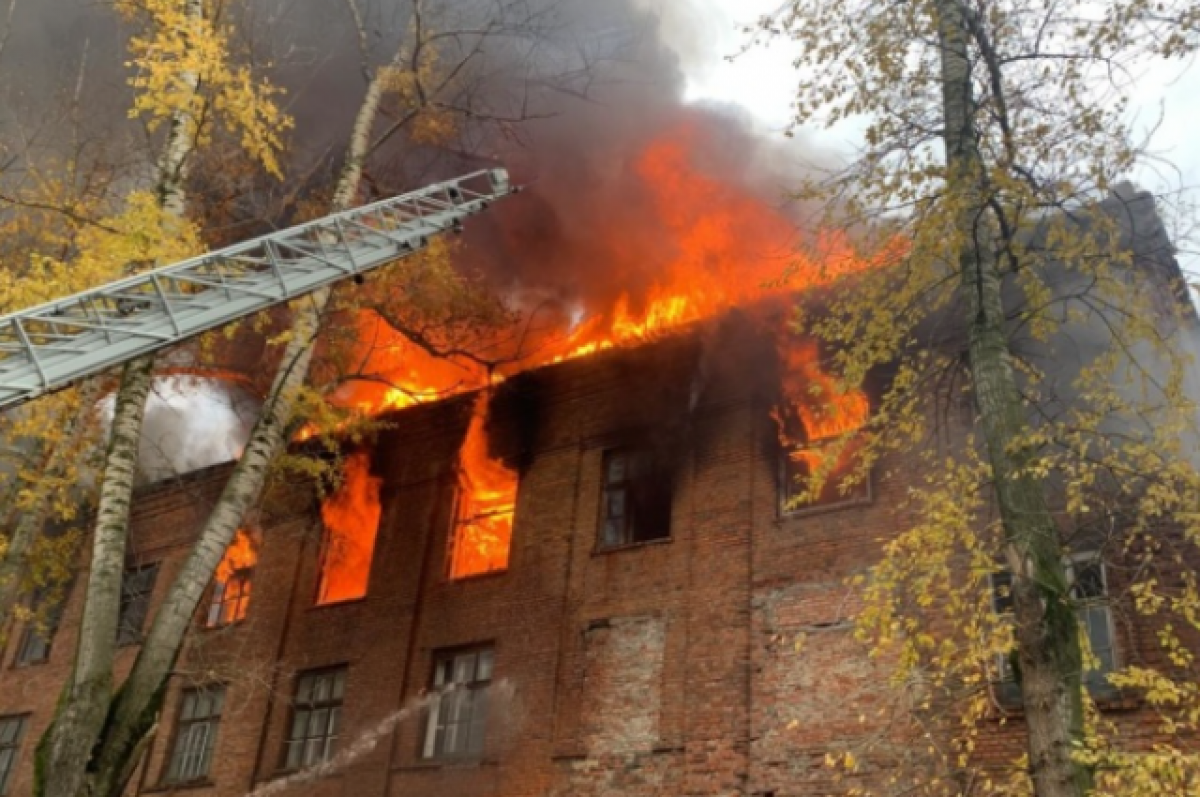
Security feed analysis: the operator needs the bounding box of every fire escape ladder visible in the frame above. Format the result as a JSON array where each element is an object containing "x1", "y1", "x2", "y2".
[{"x1": 0, "y1": 168, "x2": 513, "y2": 411}]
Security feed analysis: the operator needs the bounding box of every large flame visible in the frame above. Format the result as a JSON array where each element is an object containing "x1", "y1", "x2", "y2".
[
  {"x1": 312, "y1": 122, "x2": 890, "y2": 529},
  {"x1": 317, "y1": 450, "x2": 383, "y2": 604},
  {"x1": 449, "y1": 392, "x2": 516, "y2": 579}
]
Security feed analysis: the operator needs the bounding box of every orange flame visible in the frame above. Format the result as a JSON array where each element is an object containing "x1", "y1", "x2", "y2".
[
  {"x1": 449, "y1": 392, "x2": 516, "y2": 579},
  {"x1": 307, "y1": 122, "x2": 896, "y2": 530},
  {"x1": 208, "y1": 529, "x2": 257, "y2": 626},
  {"x1": 774, "y1": 336, "x2": 869, "y2": 502},
  {"x1": 318, "y1": 123, "x2": 886, "y2": 421},
  {"x1": 317, "y1": 450, "x2": 383, "y2": 604}
]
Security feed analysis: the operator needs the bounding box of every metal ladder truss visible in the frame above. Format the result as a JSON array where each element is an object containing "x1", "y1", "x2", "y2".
[{"x1": 0, "y1": 168, "x2": 513, "y2": 411}]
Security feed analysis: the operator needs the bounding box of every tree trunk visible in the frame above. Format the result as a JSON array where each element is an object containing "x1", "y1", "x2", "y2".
[
  {"x1": 36, "y1": 357, "x2": 155, "y2": 797},
  {"x1": 934, "y1": 2, "x2": 1092, "y2": 796},
  {"x1": 35, "y1": 1, "x2": 203, "y2": 794},
  {"x1": 86, "y1": 57, "x2": 395, "y2": 797}
]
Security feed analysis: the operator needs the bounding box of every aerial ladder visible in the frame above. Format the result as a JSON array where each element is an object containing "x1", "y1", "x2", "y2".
[{"x1": 0, "y1": 168, "x2": 514, "y2": 412}]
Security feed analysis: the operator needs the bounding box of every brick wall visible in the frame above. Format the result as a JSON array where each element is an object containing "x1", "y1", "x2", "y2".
[{"x1": 0, "y1": 325, "x2": 1193, "y2": 797}]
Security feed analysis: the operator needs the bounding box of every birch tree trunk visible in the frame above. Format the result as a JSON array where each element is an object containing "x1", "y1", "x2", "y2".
[
  {"x1": 935, "y1": 2, "x2": 1091, "y2": 795},
  {"x1": 85, "y1": 57, "x2": 396, "y2": 797},
  {"x1": 35, "y1": 2, "x2": 203, "y2": 795}
]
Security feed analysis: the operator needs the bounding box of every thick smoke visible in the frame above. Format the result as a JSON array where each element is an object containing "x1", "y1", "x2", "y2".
[{"x1": 2, "y1": 0, "x2": 823, "y2": 479}]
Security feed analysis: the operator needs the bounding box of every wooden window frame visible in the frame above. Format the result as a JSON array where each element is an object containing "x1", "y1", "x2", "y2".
[
  {"x1": 282, "y1": 667, "x2": 346, "y2": 771},
  {"x1": 0, "y1": 714, "x2": 28, "y2": 796},
  {"x1": 163, "y1": 685, "x2": 225, "y2": 784},
  {"x1": 117, "y1": 562, "x2": 159, "y2": 647},
  {"x1": 421, "y1": 645, "x2": 494, "y2": 760},
  {"x1": 204, "y1": 567, "x2": 253, "y2": 629},
  {"x1": 596, "y1": 448, "x2": 672, "y2": 551},
  {"x1": 990, "y1": 552, "x2": 1118, "y2": 705}
]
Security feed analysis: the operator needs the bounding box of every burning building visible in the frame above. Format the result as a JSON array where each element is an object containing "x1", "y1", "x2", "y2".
[{"x1": 0, "y1": 179, "x2": 1196, "y2": 796}]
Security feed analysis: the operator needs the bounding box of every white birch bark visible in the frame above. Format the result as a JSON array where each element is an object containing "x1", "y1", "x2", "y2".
[
  {"x1": 86, "y1": 55, "x2": 397, "y2": 797},
  {"x1": 36, "y1": 2, "x2": 203, "y2": 795},
  {"x1": 935, "y1": 2, "x2": 1090, "y2": 795}
]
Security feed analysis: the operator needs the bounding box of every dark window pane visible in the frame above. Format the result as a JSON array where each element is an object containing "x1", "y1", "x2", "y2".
[
  {"x1": 991, "y1": 571, "x2": 1014, "y2": 614},
  {"x1": 117, "y1": 563, "x2": 159, "y2": 646},
  {"x1": 0, "y1": 716, "x2": 24, "y2": 796},
  {"x1": 1073, "y1": 561, "x2": 1106, "y2": 601},
  {"x1": 599, "y1": 449, "x2": 671, "y2": 548}
]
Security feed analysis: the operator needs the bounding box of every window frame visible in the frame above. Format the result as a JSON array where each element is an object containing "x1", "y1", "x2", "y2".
[
  {"x1": 596, "y1": 448, "x2": 672, "y2": 551},
  {"x1": 13, "y1": 625, "x2": 50, "y2": 667},
  {"x1": 163, "y1": 685, "x2": 225, "y2": 785},
  {"x1": 204, "y1": 566, "x2": 253, "y2": 629},
  {"x1": 990, "y1": 552, "x2": 1119, "y2": 703},
  {"x1": 12, "y1": 587, "x2": 63, "y2": 667},
  {"x1": 421, "y1": 645, "x2": 495, "y2": 761},
  {"x1": 777, "y1": 443, "x2": 872, "y2": 517},
  {"x1": 117, "y1": 562, "x2": 160, "y2": 647},
  {"x1": 281, "y1": 666, "x2": 346, "y2": 771},
  {"x1": 0, "y1": 714, "x2": 27, "y2": 797},
  {"x1": 447, "y1": 483, "x2": 517, "y2": 581}
]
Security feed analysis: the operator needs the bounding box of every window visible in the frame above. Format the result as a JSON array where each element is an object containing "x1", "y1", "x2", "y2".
[
  {"x1": 991, "y1": 553, "x2": 1117, "y2": 702},
  {"x1": 14, "y1": 592, "x2": 61, "y2": 666},
  {"x1": 205, "y1": 568, "x2": 252, "y2": 628},
  {"x1": 117, "y1": 563, "x2": 159, "y2": 646},
  {"x1": 165, "y1": 686, "x2": 224, "y2": 783},
  {"x1": 15, "y1": 625, "x2": 51, "y2": 667},
  {"x1": 598, "y1": 449, "x2": 672, "y2": 549},
  {"x1": 0, "y1": 715, "x2": 26, "y2": 796},
  {"x1": 315, "y1": 452, "x2": 381, "y2": 605},
  {"x1": 205, "y1": 529, "x2": 256, "y2": 628},
  {"x1": 283, "y1": 668, "x2": 345, "y2": 770},
  {"x1": 422, "y1": 647, "x2": 493, "y2": 759},
  {"x1": 773, "y1": 346, "x2": 871, "y2": 513},
  {"x1": 779, "y1": 447, "x2": 871, "y2": 511}
]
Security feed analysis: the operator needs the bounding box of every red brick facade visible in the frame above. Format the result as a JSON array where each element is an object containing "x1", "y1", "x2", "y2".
[{"x1": 0, "y1": 325, "x2": 1187, "y2": 797}]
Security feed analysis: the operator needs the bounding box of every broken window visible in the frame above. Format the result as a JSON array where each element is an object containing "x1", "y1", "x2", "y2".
[
  {"x1": 205, "y1": 530, "x2": 256, "y2": 628},
  {"x1": 206, "y1": 569, "x2": 252, "y2": 628},
  {"x1": 422, "y1": 647, "x2": 493, "y2": 760},
  {"x1": 316, "y1": 452, "x2": 381, "y2": 605},
  {"x1": 773, "y1": 336, "x2": 870, "y2": 513},
  {"x1": 449, "y1": 487, "x2": 515, "y2": 580},
  {"x1": 165, "y1": 686, "x2": 224, "y2": 784},
  {"x1": 0, "y1": 715, "x2": 26, "y2": 796},
  {"x1": 598, "y1": 449, "x2": 672, "y2": 549},
  {"x1": 283, "y1": 667, "x2": 345, "y2": 770},
  {"x1": 117, "y1": 563, "x2": 159, "y2": 646},
  {"x1": 779, "y1": 441, "x2": 870, "y2": 511},
  {"x1": 991, "y1": 552, "x2": 1117, "y2": 704},
  {"x1": 449, "y1": 395, "x2": 516, "y2": 580}
]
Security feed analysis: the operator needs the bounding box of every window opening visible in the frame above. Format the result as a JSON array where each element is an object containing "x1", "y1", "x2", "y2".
[
  {"x1": 422, "y1": 647, "x2": 493, "y2": 759},
  {"x1": 165, "y1": 686, "x2": 224, "y2": 783},
  {"x1": 283, "y1": 668, "x2": 346, "y2": 769},
  {"x1": 0, "y1": 715, "x2": 26, "y2": 796},
  {"x1": 449, "y1": 394, "x2": 515, "y2": 579},
  {"x1": 598, "y1": 448, "x2": 671, "y2": 549},
  {"x1": 773, "y1": 337, "x2": 870, "y2": 511},
  {"x1": 206, "y1": 530, "x2": 256, "y2": 628},
  {"x1": 14, "y1": 589, "x2": 62, "y2": 666},
  {"x1": 316, "y1": 451, "x2": 381, "y2": 604},
  {"x1": 117, "y1": 563, "x2": 159, "y2": 646},
  {"x1": 991, "y1": 552, "x2": 1117, "y2": 700}
]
